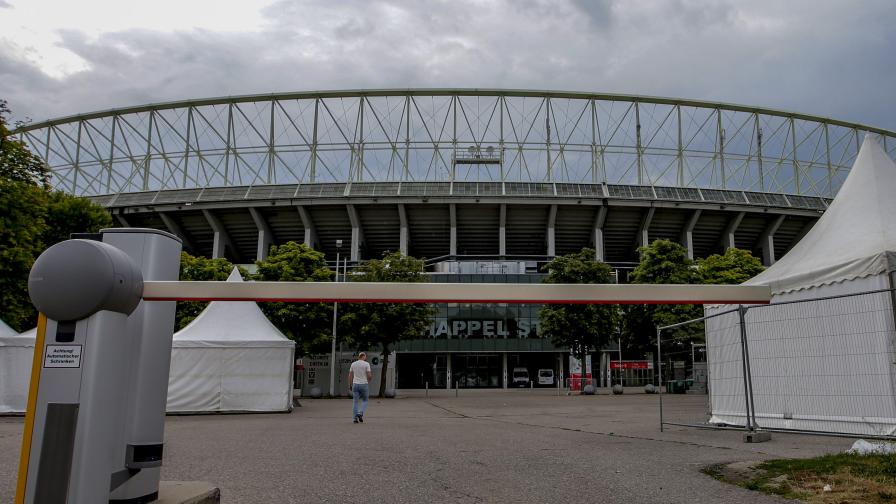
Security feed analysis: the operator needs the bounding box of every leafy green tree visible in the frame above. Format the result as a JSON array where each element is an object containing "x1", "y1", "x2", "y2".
[
  {"x1": 42, "y1": 190, "x2": 113, "y2": 247},
  {"x1": 253, "y1": 242, "x2": 334, "y2": 355},
  {"x1": 1, "y1": 101, "x2": 111, "y2": 331},
  {"x1": 175, "y1": 252, "x2": 243, "y2": 331},
  {"x1": 0, "y1": 100, "x2": 49, "y2": 186},
  {"x1": 538, "y1": 248, "x2": 618, "y2": 390},
  {"x1": 697, "y1": 248, "x2": 764, "y2": 284},
  {"x1": 622, "y1": 239, "x2": 702, "y2": 351},
  {"x1": 0, "y1": 179, "x2": 47, "y2": 331},
  {"x1": 339, "y1": 252, "x2": 435, "y2": 398}
]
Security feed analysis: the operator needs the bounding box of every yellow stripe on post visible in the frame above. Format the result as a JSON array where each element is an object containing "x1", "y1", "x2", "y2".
[{"x1": 15, "y1": 313, "x2": 47, "y2": 504}]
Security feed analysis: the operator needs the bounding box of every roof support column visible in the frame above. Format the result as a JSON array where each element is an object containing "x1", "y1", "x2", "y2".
[
  {"x1": 680, "y1": 210, "x2": 702, "y2": 260},
  {"x1": 636, "y1": 207, "x2": 655, "y2": 250},
  {"x1": 592, "y1": 206, "x2": 607, "y2": 262},
  {"x1": 720, "y1": 211, "x2": 745, "y2": 251},
  {"x1": 347, "y1": 204, "x2": 364, "y2": 262},
  {"x1": 546, "y1": 204, "x2": 557, "y2": 256},
  {"x1": 757, "y1": 215, "x2": 786, "y2": 266},
  {"x1": 159, "y1": 212, "x2": 196, "y2": 254},
  {"x1": 249, "y1": 207, "x2": 274, "y2": 261},
  {"x1": 449, "y1": 204, "x2": 457, "y2": 257},
  {"x1": 499, "y1": 204, "x2": 507, "y2": 257},
  {"x1": 398, "y1": 204, "x2": 409, "y2": 256},
  {"x1": 297, "y1": 206, "x2": 318, "y2": 249},
  {"x1": 203, "y1": 209, "x2": 236, "y2": 260}
]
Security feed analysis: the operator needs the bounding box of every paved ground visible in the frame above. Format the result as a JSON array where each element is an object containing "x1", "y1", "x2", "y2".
[{"x1": 0, "y1": 391, "x2": 853, "y2": 503}]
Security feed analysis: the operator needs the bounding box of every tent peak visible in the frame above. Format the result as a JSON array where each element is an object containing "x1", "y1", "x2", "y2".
[{"x1": 227, "y1": 267, "x2": 244, "y2": 282}]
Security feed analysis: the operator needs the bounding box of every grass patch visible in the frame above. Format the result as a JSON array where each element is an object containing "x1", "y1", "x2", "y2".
[{"x1": 705, "y1": 453, "x2": 896, "y2": 503}]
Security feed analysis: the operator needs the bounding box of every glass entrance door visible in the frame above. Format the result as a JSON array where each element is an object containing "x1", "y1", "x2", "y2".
[{"x1": 451, "y1": 353, "x2": 501, "y2": 388}]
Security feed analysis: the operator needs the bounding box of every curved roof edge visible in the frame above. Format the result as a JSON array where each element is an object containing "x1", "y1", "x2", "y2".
[{"x1": 12, "y1": 88, "x2": 896, "y2": 137}]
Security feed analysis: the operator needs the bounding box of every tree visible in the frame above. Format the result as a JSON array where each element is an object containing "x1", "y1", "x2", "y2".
[
  {"x1": 538, "y1": 248, "x2": 618, "y2": 391},
  {"x1": 0, "y1": 100, "x2": 49, "y2": 186},
  {"x1": 697, "y1": 248, "x2": 764, "y2": 285},
  {"x1": 42, "y1": 190, "x2": 113, "y2": 247},
  {"x1": 1, "y1": 100, "x2": 112, "y2": 331},
  {"x1": 339, "y1": 252, "x2": 436, "y2": 398},
  {"x1": 0, "y1": 179, "x2": 47, "y2": 331},
  {"x1": 175, "y1": 252, "x2": 242, "y2": 331},
  {"x1": 253, "y1": 242, "x2": 335, "y2": 355},
  {"x1": 622, "y1": 239, "x2": 702, "y2": 351}
]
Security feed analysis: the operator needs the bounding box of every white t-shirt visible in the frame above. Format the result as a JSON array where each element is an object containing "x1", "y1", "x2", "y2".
[{"x1": 350, "y1": 360, "x2": 372, "y2": 385}]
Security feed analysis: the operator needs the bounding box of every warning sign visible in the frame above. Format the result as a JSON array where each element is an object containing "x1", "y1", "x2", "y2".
[{"x1": 44, "y1": 345, "x2": 82, "y2": 368}]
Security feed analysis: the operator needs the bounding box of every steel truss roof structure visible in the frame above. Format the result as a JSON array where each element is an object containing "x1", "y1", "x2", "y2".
[
  {"x1": 13, "y1": 90, "x2": 896, "y2": 266},
  {"x1": 12, "y1": 89, "x2": 896, "y2": 198}
]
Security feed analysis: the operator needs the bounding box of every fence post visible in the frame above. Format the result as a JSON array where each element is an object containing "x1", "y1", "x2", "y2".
[
  {"x1": 740, "y1": 305, "x2": 758, "y2": 431},
  {"x1": 657, "y1": 327, "x2": 663, "y2": 433},
  {"x1": 737, "y1": 305, "x2": 754, "y2": 432}
]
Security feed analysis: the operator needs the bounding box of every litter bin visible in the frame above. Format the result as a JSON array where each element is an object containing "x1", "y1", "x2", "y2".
[{"x1": 665, "y1": 380, "x2": 687, "y2": 394}]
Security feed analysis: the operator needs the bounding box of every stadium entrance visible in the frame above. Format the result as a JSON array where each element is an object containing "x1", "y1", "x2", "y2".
[{"x1": 395, "y1": 352, "x2": 564, "y2": 389}]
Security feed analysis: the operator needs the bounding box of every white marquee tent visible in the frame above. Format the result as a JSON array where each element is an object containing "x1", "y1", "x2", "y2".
[
  {"x1": 1, "y1": 323, "x2": 36, "y2": 414},
  {"x1": 168, "y1": 268, "x2": 295, "y2": 413},
  {"x1": 706, "y1": 135, "x2": 896, "y2": 436}
]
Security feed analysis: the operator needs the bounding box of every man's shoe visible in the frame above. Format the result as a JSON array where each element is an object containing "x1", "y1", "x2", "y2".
[
  {"x1": 353, "y1": 416, "x2": 359, "y2": 423},
  {"x1": 358, "y1": 414, "x2": 364, "y2": 423}
]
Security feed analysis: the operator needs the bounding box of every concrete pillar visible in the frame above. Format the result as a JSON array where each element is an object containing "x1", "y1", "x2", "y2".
[
  {"x1": 499, "y1": 204, "x2": 507, "y2": 256},
  {"x1": 636, "y1": 207, "x2": 655, "y2": 249},
  {"x1": 202, "y1": 209, "x2": 235, "y2": 260},
  {"x1": 502, "y1": 353, "x2": 508, "y2": 389},
  {"x1": 592, "y1": 206, "x2": 607, "y2": 262},
  {"x1": 398, "y1": 203, "x2": 409, "y2": 256},
  {"x1": 248, "y1": 207, "x2": 273, "y2": 261},
  {"x1": 720, "y1": 211, "x2": 745, "y2": 251},
  {"x1": 449, "y1": 204, "x2": 457, "y2": 257},
  {"x1": 446, "y1": 354, "x2": 452, "y2": 390},
  {"x1": 346, "y1": 204, "x2": 364, "y2": 262},
  {"x1": 757, "y1": 215, "x2": 786, "y2": 266},
  {"x1": 159, "y1": 212, "x2": 196, "y2": 254},
  {"x1": 680, "y1": 210, "x2": 702, "y2": 260},
  {"x1": 546, "y1": 204, "x2": 557, "y2": 256},
  {"x1": 297, "y1": 206, "x2": 318, "y2": 249}
]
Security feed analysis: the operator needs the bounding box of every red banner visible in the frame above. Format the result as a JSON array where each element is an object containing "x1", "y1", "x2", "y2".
[{"x1": 610, "y1": 360, "x2": 652, "y2": 370}]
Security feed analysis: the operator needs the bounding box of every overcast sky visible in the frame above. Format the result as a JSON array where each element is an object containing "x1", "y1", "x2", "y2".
[{"x1": 1, "y1": 0, "x2": 894, "y2": 130}]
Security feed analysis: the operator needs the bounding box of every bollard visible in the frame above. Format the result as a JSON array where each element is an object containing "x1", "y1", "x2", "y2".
[
  {"x1": 455, "y1": 382, "x2": 458, "y2": 397},
  {"x1": 425, "y1": 381, "x2": 429, "y2": 398},
  {"x1": 530, "y1": 381, "x2": 533, "y2": 392}
]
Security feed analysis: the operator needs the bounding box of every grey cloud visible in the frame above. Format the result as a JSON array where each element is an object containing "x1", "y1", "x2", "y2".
[{"x1": 1, "y1": 0, "x2": 894, "y2": 131}]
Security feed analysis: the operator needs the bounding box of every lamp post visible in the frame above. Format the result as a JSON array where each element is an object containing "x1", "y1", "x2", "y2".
[{"x1": 329, "y1": 239, "x2": 342, "y2": 396}]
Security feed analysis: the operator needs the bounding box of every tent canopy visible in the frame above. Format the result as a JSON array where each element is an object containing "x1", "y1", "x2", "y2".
[
  {"x1": 746, "y1": 136, "x2": 896, "y2": 294},
  {"x1": 0, "y1": 324, "x2": 35, "y2": 347},
  {"x1": 0, "y1": 319, "x2": 16, "y2": 338},
  {"x1": 173, "y1": 268, "x2": 294, "y2": 348}
]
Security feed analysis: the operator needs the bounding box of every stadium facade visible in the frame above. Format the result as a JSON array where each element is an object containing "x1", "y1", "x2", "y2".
[{"x1": 14, "y1": 89, "x2": 896, "y2": 389}]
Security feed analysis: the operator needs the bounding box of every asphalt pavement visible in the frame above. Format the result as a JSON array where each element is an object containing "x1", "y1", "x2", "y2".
[{"x1": 0, "y1": 391, "x2": 851, "y2": 503}]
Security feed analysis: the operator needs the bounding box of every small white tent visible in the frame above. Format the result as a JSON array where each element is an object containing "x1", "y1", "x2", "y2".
[
  {"x1": 1, "y1": 324, "x2": 36, "y2": 414},
  {"x1": 167, "y1": 268, "x2": 295, "y2": 413},
  {"x1": 707, "y1": 136, "x2": 896, "y2": 436}
]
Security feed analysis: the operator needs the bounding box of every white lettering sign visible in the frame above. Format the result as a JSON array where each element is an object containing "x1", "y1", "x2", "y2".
[
  {"x1": 44, "y1": 345, "x2": 82, "y2": 368},
  {"x1": 427, "y1": 319, "x2": 539, "y2": 339}
]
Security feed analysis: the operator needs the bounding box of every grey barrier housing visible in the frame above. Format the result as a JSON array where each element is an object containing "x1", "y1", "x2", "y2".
[{"x1": 22, "y1": 229, "x2": 181, "y2": 504}]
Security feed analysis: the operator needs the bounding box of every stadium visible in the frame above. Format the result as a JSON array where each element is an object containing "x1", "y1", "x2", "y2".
[{"x1": 12, "y1": 89, "x2": 896, "y2": 391}]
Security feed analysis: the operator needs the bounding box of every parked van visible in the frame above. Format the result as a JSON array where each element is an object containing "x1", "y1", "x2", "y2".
[
  {"x1": 511, "y1": 367, "x2": 529, "y2": 387},
  {"x1": 537, "y1": 368, "x2": 554, "y2": 386}
]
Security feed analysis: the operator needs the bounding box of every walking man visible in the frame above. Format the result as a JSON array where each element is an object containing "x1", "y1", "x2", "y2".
[{"x1": 349, "y1": 352, "x2": 373, "y2": 423}]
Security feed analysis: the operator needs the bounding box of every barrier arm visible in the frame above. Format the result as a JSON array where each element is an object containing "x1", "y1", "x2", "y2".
[{"x1": 142, "y1": 281, "x2": 771, "y2": 305}]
